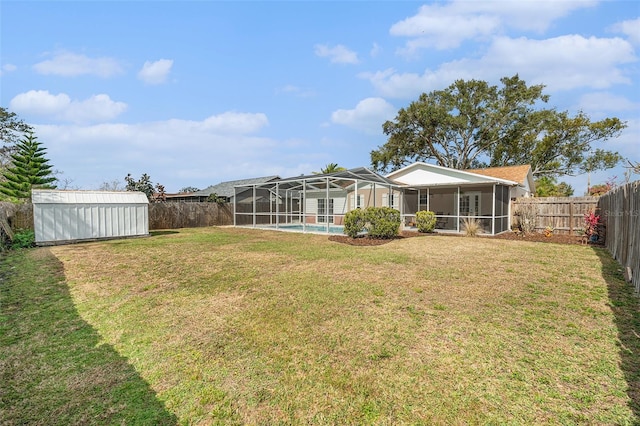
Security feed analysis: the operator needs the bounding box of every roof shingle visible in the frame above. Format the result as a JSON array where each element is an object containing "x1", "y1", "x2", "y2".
[{"x1": 466, "y1": 165, "x2": 532, "y2": 186}]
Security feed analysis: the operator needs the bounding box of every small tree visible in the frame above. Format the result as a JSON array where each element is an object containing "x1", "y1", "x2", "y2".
[
  {"x1": 314, "y1": 163, "x2": 346, "y2": 174},
  {"x1": 0, "y1": 131, "x2": 56, "y2": 199},
  {"x1": 98, "y1": 179, "x2": 124, "y2": 191},
  {"x1": 534, "y1": 176, "x2": 574, "y2": 197},
  {"x1": 125, "y1": 173, "x2": 155, "y2": 200},
  {"x1": 154, "y1": 183, "x2": 167, "y2": 202},
  {"x1": 207, "y1": 193, "x2": 226, "y2": 204},
  {"x1": 179, "y1": 186, "x2": 200, "y2": 193}
]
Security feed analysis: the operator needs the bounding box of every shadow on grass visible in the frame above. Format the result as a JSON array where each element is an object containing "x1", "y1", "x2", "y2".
[
  {"x1": 150, "y1": 230, "x2": 180, "y2": 236},
  {"x1": 593, "y1": 247, "x2": 640, "y2": 419},
  {"x1": 0, "y1": 248, "x2": 177, "y2": 425}
]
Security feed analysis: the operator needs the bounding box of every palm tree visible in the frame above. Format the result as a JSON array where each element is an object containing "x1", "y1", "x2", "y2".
[{"x1": 314, "y1": 163, "x2": 346, "y2": 174}]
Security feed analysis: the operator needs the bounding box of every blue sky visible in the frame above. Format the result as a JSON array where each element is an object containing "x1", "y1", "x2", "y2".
[{"x1": 1, "y1": 1, "x2": 638, "y2": 194}]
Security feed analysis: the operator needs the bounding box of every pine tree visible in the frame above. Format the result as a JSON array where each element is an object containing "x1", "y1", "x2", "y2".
[{"x1": 0, "y1": 131, "x2": 56, "y2": 199}]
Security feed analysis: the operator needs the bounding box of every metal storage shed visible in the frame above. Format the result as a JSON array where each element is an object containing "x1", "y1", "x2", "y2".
[{"x1": 32, "y1": 189, "x2": 149, "y2": 245}]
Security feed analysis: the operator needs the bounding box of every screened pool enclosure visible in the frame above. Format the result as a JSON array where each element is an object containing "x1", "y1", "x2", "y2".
[
  {"x1": 233, "y1": 168, "x2": 401, "y2": 233},
  {"x1": 233, "y1": 167, "x2": 514, "y2": 235}
]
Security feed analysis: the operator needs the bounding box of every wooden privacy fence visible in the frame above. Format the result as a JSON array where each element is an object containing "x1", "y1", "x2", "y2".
[
  {"x1": 511, "y1": 196, "x2": 599, "y2": 235},
  {"x1": 598, "y1": 181, "x2": 640, "y2": 294},
  {"x1": 148, "y1": 202, "x2": 232, "y2": 230},
  {"x1": 0, "y1": 201, "x2": 234, "y2": 236},
  {"x1": 0, "y1": 202, "x2": 34, "y2": 236}
]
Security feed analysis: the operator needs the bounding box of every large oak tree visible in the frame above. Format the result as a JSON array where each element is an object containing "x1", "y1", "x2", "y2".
[{"x1": 371, "y1": 75, "x2": 626, "y2": 177}]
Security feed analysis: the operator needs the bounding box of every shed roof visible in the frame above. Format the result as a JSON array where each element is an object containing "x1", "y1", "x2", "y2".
[{"x1": 32, "y1": 189, "x2": 149, "y2": 204}]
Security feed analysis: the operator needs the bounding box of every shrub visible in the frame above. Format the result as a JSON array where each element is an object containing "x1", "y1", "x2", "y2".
[
  {"x1": 515, "y1": 203, "x2": 537, "y2": 234},
  {"x1": 344, "y1": 209, "x2": 366, "y2": 238},
  {"x1": 364, "y1": 207, "x2": 400, "y2": 239},
  {"x1": 11, "y1": 229, "x2": 35, "y2": 249},
  {"x1": 584, "y1": 211, "x2": 600, "y2": 240},
  {"x1": 462, "y1": 218, "x2": 480, "y2": 237},
  {"x1": 415, "y1": 210, "x2": 437, "y2": 233}
]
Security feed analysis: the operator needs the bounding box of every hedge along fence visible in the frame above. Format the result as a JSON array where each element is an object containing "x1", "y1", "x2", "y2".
[
  {"x1": 0, "y1": 201, "x2": 234, "y2": 238},
  {"x1": 511, "y1": 196, "x2": 600, "y2": 235},
  {"x1": 598, "y1": 181, "x2": 640, "y2": 294},
  {"x1": 148, "y1": 202, "x2": 233, "y2": 229}
]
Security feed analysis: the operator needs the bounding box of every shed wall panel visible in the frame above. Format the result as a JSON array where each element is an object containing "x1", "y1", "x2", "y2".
[{"x1": 33, "y1": 190, "x2": 149, "y2": 244}]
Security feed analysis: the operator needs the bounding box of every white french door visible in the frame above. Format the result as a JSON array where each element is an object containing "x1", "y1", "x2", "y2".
[{"x1": 460, "y1": 192, "x2": 481, "y2": 216}]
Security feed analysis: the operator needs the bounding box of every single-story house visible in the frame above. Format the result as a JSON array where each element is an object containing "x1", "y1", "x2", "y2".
[
  {"x1": 165, "y1": 175, "x2": 280, "y2": 203},
  {"x1": 387, "y1": 162, "x2": 534, "y2": 234},
  {"x1": 233, "y1": 163, "x2": 534, "y2": 235}
]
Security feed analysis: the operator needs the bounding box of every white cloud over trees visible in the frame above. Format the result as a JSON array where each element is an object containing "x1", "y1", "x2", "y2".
[
  {"x1": 10, "y1": 90, "x2": 127, "y2": 123},
  {"x1": 331, "y1": 97, "x2": 396, "y2": 134},
  {"x1": 361, "y1": 35, "x2": 637, "y2": 98}
]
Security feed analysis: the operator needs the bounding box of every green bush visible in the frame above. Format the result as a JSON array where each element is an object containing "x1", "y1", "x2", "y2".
[
  {"x1": 416, "y1": 210, "x2": 437, "y2": 233},
  {"x1": 12, "y1": 229, "x2": 35, "y2": 249},
  {"x1": 344, "y1": 209, "x2": 366, "y2": 238},
  {"x1": 364, "y1": 207, "x2": 400, "y2": 239}
]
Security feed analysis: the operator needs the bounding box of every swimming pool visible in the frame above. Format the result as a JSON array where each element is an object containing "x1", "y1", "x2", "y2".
[{"x1": 257, "y1": 224, "x2": 345, "y2": 234}]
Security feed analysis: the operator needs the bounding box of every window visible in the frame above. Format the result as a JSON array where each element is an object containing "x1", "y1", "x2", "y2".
[
  {"x1": 317, "y1": 198, "x2": 334, "y2": 223},
  {"x1": 350, "y1": 194, "x2": 364, "y2": 209},
  {"x1": 383, "y1": 193, "x2": 399, "y2": 210}
]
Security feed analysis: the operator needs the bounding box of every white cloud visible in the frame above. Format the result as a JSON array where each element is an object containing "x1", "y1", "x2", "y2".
[
  {"x1": 137, "y1": 59, "x2": 173, "y2": 85},
  {"x1": 1, "y1": 64, "x2": 17, "y2": 76},
  {"x1": 370, "y1": 43, "x2": 381, "y2": 58},
  {"x1": 362, "y1": 35, "x2": 637, "y2": 98},
  {"x1": 275, "y1": 84, "x2": 315, "y2": 98},
  {"x1": 33, "y1": 51, "x2": 123, "y2": 77},
  {"x1": 610, "y1": 17, "x2": 640, "y2": 46},
  {"x1": 10, "y1": 90, "x2": 127, "y2": 123},
  {"x1": 31, "y1": 111, "x2": 295, "y2": 191},
  {"x1": 391, "y1": 7, "x2": 499, "y2": 51},
  {"x1": 314, "y1": 44, "x2": 359, "y2": 64},
  {"x1": 331, "y1": 97, "x2": 396, "y2": 134},
  {"x1": 201, "y1": 111, "x2": 268, "y2": 133},
  {"x1": 578, "y1": 92, "x2": 639, "y2": 116},
  {"x1": 390, "y1": 1, "x2": 597, "y2": 55}
]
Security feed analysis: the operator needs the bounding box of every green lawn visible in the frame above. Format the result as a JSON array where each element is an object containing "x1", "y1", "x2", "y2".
[{"x1": 1, "y1": 227, "x2": 638, "y2": 425}]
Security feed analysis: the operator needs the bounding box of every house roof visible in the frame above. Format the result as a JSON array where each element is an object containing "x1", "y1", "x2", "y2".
[
  {"x1": 386, "y1": 162, "x2": 519, "y2": 187},
  {"x1": 193, "y1": 175, "x2": 280, "y2": 198},
  {"x1": 465, "y1": 165, "x2": 532, "y2": 186}
]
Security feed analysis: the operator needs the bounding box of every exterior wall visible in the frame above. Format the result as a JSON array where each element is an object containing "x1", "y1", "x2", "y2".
[
  {"x1": 32, "y1": 190, "x2": 149, "y2": 245},
  {"x1": 345, "y1": 186, "x2": 401, "y2": 210},
  {"x1": 34, "y1": 203, "x2": 148, "y2": 244},
  {"x1": 304, "y1": 190, "x2": 347, "y2": 224}
]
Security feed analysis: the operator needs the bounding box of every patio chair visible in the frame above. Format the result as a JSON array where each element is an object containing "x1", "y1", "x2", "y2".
[{"x1": 435, "y1": 212, "x2": 447, "y2": 229}]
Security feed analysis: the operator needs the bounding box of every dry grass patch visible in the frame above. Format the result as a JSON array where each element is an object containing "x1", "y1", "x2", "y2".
[{"x1": 7, "y1": 226, "x2": 636, "y2": 424}]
